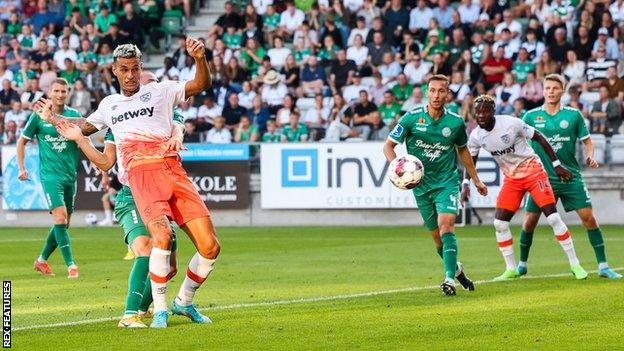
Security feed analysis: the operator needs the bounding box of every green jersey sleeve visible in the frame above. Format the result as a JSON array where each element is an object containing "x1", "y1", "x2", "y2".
[
  {"x1": 21, "y1": 112, "x2": 40, "y2": 140},
  {"x1": 454, "y1": 125, "x2": 468, "y2": 147},
  {"x1": 173, "y1": 111, "x2": 184, "y2": 125},
  {"x1": 388, "y1": 112, "x2": 415, "y2": 143},
  {"x1": 575, "y1": 110, "x2": 590, "y2": 140},
  {"x1": 104, "y1": 128, "x2": 115, "y2": 143}
]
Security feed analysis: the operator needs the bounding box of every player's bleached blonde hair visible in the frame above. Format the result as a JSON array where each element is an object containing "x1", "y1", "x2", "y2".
[
  {"x1": 544, "y1": 74, "x2": 566, "y2": 90},
  {"x1": 474, "y1": 94, "x2": 496, "y2": 111},
  {"x1": 113, "y1": 44, "x2": 142, "y2": 62}
]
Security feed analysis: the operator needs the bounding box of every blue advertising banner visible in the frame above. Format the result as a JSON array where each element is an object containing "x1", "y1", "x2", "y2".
[
  {"x1": 2, "y1": 146, "x2": 48, "y2": 210},
  {"x1": 179, "y1": 144, "x2": 250, "y2": 161}
]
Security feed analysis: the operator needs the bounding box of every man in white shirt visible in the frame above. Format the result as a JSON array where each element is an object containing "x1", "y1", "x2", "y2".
[
  {"x1": 462, "y1": 95, "x2": 585, "y2": 281},
  {"x1": 278, "y1": 1, "x2": 305, "y2": 38},
  {"x1": 457, "y1": 0, "x2": 480, "y2": 24},
  {"x1": 4, "y1": 101, "x2": 29, "y2": 128},
  {"x1": 205, "y1": 116, "x2": 232, "y2": 143},
  {"x1": 403, "y1": 55, "x2": 431, "y2": 85},
  {"x1": 58, "y1": 25, "x2": 81, "y2": 51},
  {"x1": 197, "y1": 96, "x2": 222, "y2": 125},
  {"x1": 175, "y1": 100, "x2": 198, "y2": 121},
  {"x1": 494, "y1": 10, "x2": 522, "y2": 40},
  {"x1": 53, "y1": 38, "x2": 78, "y2": 71},
  {"x1": 409, "y1": 0, "x2": 433, "y2": 34},
  {"x1": 342, "y1": 72, "x2": 369, "y2": 103}
]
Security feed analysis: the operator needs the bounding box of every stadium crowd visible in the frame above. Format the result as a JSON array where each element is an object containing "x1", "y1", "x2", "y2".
[{"x1": 1, "y1": 0, "x2": 624, "y2": 145}]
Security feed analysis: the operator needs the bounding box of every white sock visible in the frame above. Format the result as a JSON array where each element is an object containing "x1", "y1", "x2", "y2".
[
  {"x1": 175, "y1": 252, "x2": 216, "y2": 306},
  {"x1": 149, "y1": 247, "x2": 171, "y2": 313},
  {"x1": 546, "y1": 213, "x2": 580, "y2": 266},
  {"x1": 518, "y1": 261, "x2": 527, "y2": 268},
  {"x1": 104, "y1": 209, "x2": 113, "y2": 221},
  {"x1": 494, "y1": 219, "x2": 516, "y2": 270},
  {"x1": 598, "y1": 262, "x2": 609, "y2": 270},
  {"x1": 37, "y1": 256, "x2": 46, "y2": 263}
]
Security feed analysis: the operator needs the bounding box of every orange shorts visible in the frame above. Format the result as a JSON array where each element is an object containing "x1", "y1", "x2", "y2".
[
  {"x1": 496, "y1": 169, "x2": 556, "y2": 213},
  {"x1": 127, "y1": 156, "x2": 210, "y2": 226}
]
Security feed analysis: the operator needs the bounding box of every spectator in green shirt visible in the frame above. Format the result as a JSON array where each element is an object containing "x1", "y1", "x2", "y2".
[
  {"x1": 262, "y1": 120, "x2": 282, "y2": 142},
  {"x1": 512, "y1": 48, "x2": 535, "y2": 83},
  {"x1": 378, "y1": 91, "x2": 402, "y2": 127},
  {"x1": 391, "y1": 73, "x2": 414, "y2": 104},
  {"x1": 60, "y1": 58, "x2": 81, "y2": 85},
  {"x1": 234, "y1": 115, "x2": 259, "y2": 142},
  {"x1": 281, "y1": 112, "x2": 309, "y2": 142},
  {"x1": 222, "y1": 24, "x2": 242, "y2": 51},
  {"x1": 240, "y1": 38, "x2": 266, "y2": 75},
  {"x1": 94, "y1": 5, "x2": 117, "y2": 35}
]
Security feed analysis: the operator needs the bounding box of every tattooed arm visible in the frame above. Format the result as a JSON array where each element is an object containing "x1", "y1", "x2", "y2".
[{"x1": 34, "y1": 98, "x2": 100, "y2": 136}]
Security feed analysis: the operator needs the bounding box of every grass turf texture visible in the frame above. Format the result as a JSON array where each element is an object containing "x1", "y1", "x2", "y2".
[{"x1": 2, "y1": 225, "x2": 623, "y2": 350}]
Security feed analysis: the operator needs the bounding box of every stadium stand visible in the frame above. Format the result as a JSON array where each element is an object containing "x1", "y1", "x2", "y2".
[{"x1": 0, "y1": 0, "x2": 623, "y2": 163}]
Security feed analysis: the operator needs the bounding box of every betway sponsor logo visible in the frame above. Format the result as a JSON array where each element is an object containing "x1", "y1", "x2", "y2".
[
  {"x1": 111, "y1": 107, "x2": 155, "y2": 125},
  {"x1": 491, "y1": 145, "x2": 515, "y2": 156},
  {"x1": 414, "y1": 139, "x2": 451, "y2": 162},
  {"x1": 547, "y1": 134, "x2": 571, "y2": 152}
]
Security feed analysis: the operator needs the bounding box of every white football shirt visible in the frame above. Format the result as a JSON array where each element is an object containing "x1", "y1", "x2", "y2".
[
  {"x1": 87, "y1": 80, "x2": 186, "y2": 169},
  {"x1": 468, "y1": 114, "x2": 540, "y2": 178}
]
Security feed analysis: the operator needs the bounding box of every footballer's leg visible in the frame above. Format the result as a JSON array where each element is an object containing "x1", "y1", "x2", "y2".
[
  {"x1": 34, "y1": 226, "x2": 57, "y2": 276},
  {"x1": 146, "y1": 216, "x2": 175, "y2": 328},
  {"x1": 119, "y1": 235, "x2": 151, "y2": 328},
  {"x1": 518, "y1": 205, "x2": 540, "y2": 276},
  {"x1": 139, "y1": 234, "x2": 178, "y2": 317},
  {"x1": 428, "y1": 228, "x2": 474, "y2": 291},
  {"x1": 492, "y1": 208, "x2": 521, "y2": 281},
  {"x1": 434, "y1": 187, "x2": 464, "y2": 295},
  {"x1": 576, "y1": 207, "x2": 621, "y2": 279},
  {"x1": 172, "y1": 216, "x2": 219, "y2": 323}
]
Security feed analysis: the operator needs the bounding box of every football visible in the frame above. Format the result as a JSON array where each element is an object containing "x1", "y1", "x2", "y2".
[
  {"x1": 388, "y1": 155, "x2": 425, "y2": 190},
  {"x1": 84, "y1": 213, "x2": 98, "y2": 226}
]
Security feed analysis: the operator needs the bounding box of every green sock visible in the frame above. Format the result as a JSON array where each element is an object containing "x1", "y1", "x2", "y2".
[
  {"x1": 519, "y1": 230, "x2": 534, "y2": 262},
  {"x1": 124, "y1": 256, "x2": 149, "y2": 316},
  {"x1": 587, "y1": 228, "x2": 607, "y2": 264},
  {"x1": 138, "y1": 276, "x2": 153, "y2": 313},
  {"x1": 441, "y1": 232, "x2": 458, "y2": 279},
  {"x1": 436, "y1": 246, "x2": 443, "y2": 259},
  {"x1": 39, "y1": 227, "x2": 58, "y2": 261},
  {"x1": 53, "y1": 224, "x2": 75, "y2": 267}
]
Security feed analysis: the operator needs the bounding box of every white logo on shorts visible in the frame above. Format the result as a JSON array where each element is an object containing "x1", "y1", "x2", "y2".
[{"x1": 442, "y1": 127, "x2": 452, "y2": 137}]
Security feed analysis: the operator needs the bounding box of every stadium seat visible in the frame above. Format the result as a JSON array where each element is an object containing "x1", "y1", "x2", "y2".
[
  {"x1": 161, "y1": 10, "x2": 184, "y2": 51},
  {"x1": 609, "y1": 134, "x2": 624, "y2": 164},
  {"x1": 590, "y1": 134, "x2": 607, "y2": 164}
]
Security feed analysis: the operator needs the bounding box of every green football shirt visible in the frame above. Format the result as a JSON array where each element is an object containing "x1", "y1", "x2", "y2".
[
  {"x1": 389, "y1": 106, "x2": 468, "y2": 196},
  {"x1": 282, "y1": 123, "x2": 308, "y2": 142},
  {"x1": 262, "y1": 131, "x2": 281, "y2": 142},
  {"x1": 21, "y1": 106, "x2": 83, "y2": 183},
  {"x1": 391, "y1": 84, "x2": 414, "y2": 103},
  {"x1": 238, "y1": 125, "x2": 259, "y2": 142},
  {"x1": 523, "y1": 106, "x2": 589, "y2": 181},
  {"x1": 378, "y1": 102, "x2": 402, "y2": 125},
  {"x1": 512, "y1": 61, "x2": 536, "y2": 83}
]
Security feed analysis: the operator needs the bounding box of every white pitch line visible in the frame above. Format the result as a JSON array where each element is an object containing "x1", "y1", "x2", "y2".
[{"x1": 13, "y1": 267, "x2": 623, "y2": 332}]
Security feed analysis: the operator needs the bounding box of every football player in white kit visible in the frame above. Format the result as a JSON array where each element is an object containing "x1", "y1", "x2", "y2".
[
  {"x1": 34, "y1": 39, "x2": 219, "y2": 328},
  {"x1": 460, "y1": 95, "x2": 588, "y2": 281}
]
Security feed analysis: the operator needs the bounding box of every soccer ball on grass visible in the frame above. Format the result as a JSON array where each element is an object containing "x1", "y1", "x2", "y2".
[{"x1": 388, "y1": 155, "x2": 424, "y2": 190}]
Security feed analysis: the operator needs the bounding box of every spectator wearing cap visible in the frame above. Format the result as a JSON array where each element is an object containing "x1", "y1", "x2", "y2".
[
  {"x1": 342, "y1": 72, "x2": 369, "y2": 103},
  {"x1": 347, "y1": 17, "x2": 369, "y2": 47},
  {"x1": 329, "y1": 50, "x2": 356, "y2": 94},
  {"x1": 94, "y1": 5, "x2": 117, "y2": 36},
  {"x1": 261, "y1": 70, "x2": 288, "y2": 114},
  {"x1": 593, "y1": 27, "x2": 620, "y2": 60},
  {"x1": 587, "y1": 46, "x2": 617, "y2": 90},
  {"x1": 367, "y1": 31, "x2": 393, "y2": 67},
  {"x1": 457, "y1": 0, "x2": 480, "y2": 25},
  {"x1": 278, "y1": 1, "x2": 305, "y2": 39},
  {"x1": 482, "y1": 46, "x2": 512, "y2": 91},
  {"x1": 68, "y1": 79, "x2": 91, "y2": 115},
  {"x1": 422, "y1": 29, "x2": 448, "y2": 62},
  {"x1": 548, "y1": 28, "x2": 572, "y2": 64},
  {"x1": 409, "y1": 0, "x2": 433, "y2": 37},
  {"x1": 53, "y1": 37, "x2": 77, "y2": 71},
  {"x1": 403, "y1": 55, "x2": 431, "y2": 86},
  {"x1": 299, "y1": 56, "x2": 326, "y2": 98}
]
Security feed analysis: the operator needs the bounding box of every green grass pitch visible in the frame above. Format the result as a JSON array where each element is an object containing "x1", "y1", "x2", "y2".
[{"x1": 2, "y1": 225, "x2": 623, "y2": 350}]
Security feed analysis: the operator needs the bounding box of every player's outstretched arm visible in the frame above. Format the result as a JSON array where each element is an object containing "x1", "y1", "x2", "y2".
[
  {"x1": 582, "y1": 137, "x2": 599, "y2": 168},
  {"x1": 16, "y1": 137, "x2": 29, "y2": 181},
  {"x1": 383, "y1": 139, "x2": 398, "y2": 162},
  {"x1": 531, "y1": 131, "x2": 573, "y2": 181},
  {"x1": 184, "y1": 37, "x2": 212, "y2": 98},
  {"x1": 56, "y1": 121, "x2": 116, "y2": 171},
  {"x1": 32, "y1": 98, "x2": 98, "y2": 135},
  {"x1": 457, "y1": 146, "x2": 488, "y2": 196}
]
